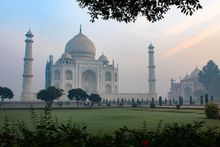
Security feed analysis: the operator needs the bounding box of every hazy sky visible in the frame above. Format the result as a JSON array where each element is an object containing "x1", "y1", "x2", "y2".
[{"x1": 0, "y1": 0, "x2": 220, "y2": 100}]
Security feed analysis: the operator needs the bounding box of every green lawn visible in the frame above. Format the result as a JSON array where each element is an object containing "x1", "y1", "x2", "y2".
[{"x1": 0, "y1": 108, "x2": 219, "y2": 135}]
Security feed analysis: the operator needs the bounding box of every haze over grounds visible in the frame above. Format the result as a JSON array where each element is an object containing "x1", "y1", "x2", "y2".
[{"x1": 0, "y1": 0, "x2": 220, "y2": 100}]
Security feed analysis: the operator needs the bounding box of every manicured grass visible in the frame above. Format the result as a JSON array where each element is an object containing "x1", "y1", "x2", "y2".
[{"x1": 0, "y1": 108, "x2": 219, "y2": 135}]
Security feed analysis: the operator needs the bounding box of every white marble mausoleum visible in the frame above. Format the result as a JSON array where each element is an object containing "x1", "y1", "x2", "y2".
[{"x1": 45, "y1": 27, "x2": 119, "y2": 98}]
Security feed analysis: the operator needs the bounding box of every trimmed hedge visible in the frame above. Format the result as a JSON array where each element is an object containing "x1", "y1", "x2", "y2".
[
  {"x1": 0, "y1": 110, "x2": 220, "y2": 147},
  {"x1": 205, "y1": 102, "x2": 219, "y2": 119}
]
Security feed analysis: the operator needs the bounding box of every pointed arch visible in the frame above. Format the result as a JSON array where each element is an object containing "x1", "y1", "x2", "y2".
[
  {"x1": 81, "y1": 70, "x2": 97, "y2": 93},
  {"x1": 105, "y1": 72, "x2": 111, "y2": 81},
  {"x1": 66, "y1": 70, "x2": 73, "y2": 80},
  {"x1": 105, "y1": 84, "x2": 112, "y2": 94}
]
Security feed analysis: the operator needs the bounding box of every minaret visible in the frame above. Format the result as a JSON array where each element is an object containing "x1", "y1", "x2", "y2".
[
  {"x1": 148, "y1": 43, "x2": 157, "y2": 99},
  {"x1": 21, "y1": 29, "x2": 35, "y2": 101}
]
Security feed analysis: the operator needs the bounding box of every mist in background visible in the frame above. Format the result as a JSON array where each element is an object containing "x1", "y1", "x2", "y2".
[{"x1": 0, "y1": 0, "x2": 220, "y2": 100}]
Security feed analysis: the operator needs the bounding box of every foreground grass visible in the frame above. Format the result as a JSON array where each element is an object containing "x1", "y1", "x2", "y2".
[{"x1": 0, "y1": 108, "x2": 219, "y2": 135}]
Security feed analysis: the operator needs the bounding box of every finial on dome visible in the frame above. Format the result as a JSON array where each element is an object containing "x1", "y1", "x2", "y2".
[
  {"x1": 148, "y1": 42, "x2": 154, "y2": 49},
  {"x1": 26, "y1": 28, "x2": 34, "y2": 38},
  {"x1": 79, "y1": 24, "x2": 82, "y2": 33}
]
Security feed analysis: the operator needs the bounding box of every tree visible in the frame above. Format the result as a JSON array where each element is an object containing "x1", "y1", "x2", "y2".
[
  {"x1": 0, "y1": 87, "x2": 14, "y2": 108},
  {"x1": 89, "y1": 93, "x2": 102, "y2": 108},
  {"x1": 68, "y1": 88, "x2": 89, "y2": 108},
  {"x1": 150, "y1": 98, "x2": 155, "y2": 108},
  {"x1": 190, "y1": 96, "x2": 193, "y2": 105},
  {"x1": 159, "y1": 96, "x2": 162, "y2": 106},
  {"x1": 77, "y1": 0, "x2": 202, "y2": 23},
  {"x1": 205, "y1": 94, "x2": 209, "y2": 105},
  {"x1": 178, "y1": 96, "x2": 183, "y2": 106},
  {"x1": 205, "y1": 102, "x2": 219, "y2": 119},
  {"x1": 37, "y1": 86, "x2": 64, "y2": 110},
  {"x1": 198, "y1": 60, "x2": 220, "y2": 92}
]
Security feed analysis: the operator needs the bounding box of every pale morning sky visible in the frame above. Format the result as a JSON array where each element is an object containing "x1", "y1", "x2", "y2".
[{"x1": 0, "y1": 0, "x2": 220, "y2": 100}]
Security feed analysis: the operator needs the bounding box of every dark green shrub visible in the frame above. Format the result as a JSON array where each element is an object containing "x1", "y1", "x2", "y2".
[
  {"x1": 155, "y1": 121, "x2": 210, "y2": 147},
  {"x1": 179, "y1": 96, "x2": 183, "y2": 106},
  {"x1": 0, "y1": 117, "x2": 17, "y2": 147},
  {"x1": 205, "y1": 94, "x2": 209, "y2": 104},
  {"x1": 150, "y1": 102, "x2": 155, "y2": 108},
  {"x1": 1, "y1": 110, "x2": 220, "y2": 147},
  {"x1": 132, "y1": 103, "x2": 137, "y2": 108},
  {"x1": 190, "y1": 96, "x2": 193, "y2": 105},
  {"x1": 176, "y1": 104, "x2": 180, "y2": 109},
  {"x1": 119, "y1": 103, "x2": 123, "y2": 106},
  {"x1": 205, "y1": 102, "x2": 219, "y2": 119},
  {"x1": 159, "y1": 96, "x2": 162, "y2": 106}
]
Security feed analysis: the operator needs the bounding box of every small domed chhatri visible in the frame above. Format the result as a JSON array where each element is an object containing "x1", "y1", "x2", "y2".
[
  {"x1": 65, "y1": 26, "x2": 96, "y2": 60},
  {"x1": 98, "y1": 53, "x2": 108, "y2": 62},
  {"x1": 190, "y1": 66, "x2": 200, "y2": 78},
  {"x1": 61, "y1": 52, "x2": 72, "y2": 60}
]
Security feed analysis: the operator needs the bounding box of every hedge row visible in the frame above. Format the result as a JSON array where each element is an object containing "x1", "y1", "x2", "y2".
[{"x1": 0, "y1": 110, "x2": 220, "y2": 147}]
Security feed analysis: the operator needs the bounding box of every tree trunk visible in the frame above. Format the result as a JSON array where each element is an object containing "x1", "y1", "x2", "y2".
[
  {"x1": 46, "y1": 100, "x2": 53, "y2": 111},
  {"x1": 0, "y1": 98, "x2": 4, "y2": 108},
  {"x1": 76, "y1": 100, "x2": 79, "y2": 108},
  {"x1": 90, "y1": 102, "x2": 94, "y2": 108}
]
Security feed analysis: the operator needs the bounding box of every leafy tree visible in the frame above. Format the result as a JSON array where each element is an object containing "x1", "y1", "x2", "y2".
[
  {"x1": 178, "y1": 96, "x2": 183, "y2": 106},
  {"x1": 150, "y1": 98, "x2": 155, "y2": 108},
  {"x1": 205, "y1": 94, "x2": 209, "y2": 105},
  {"x1": 0, "y1": 87, "x2": 14, "y2": 108},
  {"x1": 89, "y1": 93, "x2": 102, "y2": 108},
  {"x1": 205, "y1": 102, "x2": 219, "y2": 119},
  {"x1": 37, "y1": 86, "x2": 64, "y2": 110},
  {"x1": 68, "y1": 88, "x2": 89, "y2": 108},
  {"x1": 198, "y1": 60, "x2": 220, "y2": 92},
  {"x1": 77, "y1": 0, "x2": 202, "y2": 23},
  {"x1": 121, "y1": 98, "x2": 124, "y2": 106},
  {"x1": 190, "y1": 96, "x2": 193, "y2": 105},
  {"x1": 137, "y1": 98, "x2": 141, "y2": 106}
]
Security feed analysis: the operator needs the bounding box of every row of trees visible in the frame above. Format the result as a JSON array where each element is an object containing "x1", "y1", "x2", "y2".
[
  {"x1": 0, "y1": 86, "x2": 102, "y2": 110},
  {"x1": 37, "y1": 87, "x2": 101, "y2": 110}
]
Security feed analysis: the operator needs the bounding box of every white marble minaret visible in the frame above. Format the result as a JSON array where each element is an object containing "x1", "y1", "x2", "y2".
[
  {"x1": 148, "y1": 43, "x2": 157, "y2": 99},
  {"x1": 21, "y1": 29, "x2": 35, "y2": 101}
]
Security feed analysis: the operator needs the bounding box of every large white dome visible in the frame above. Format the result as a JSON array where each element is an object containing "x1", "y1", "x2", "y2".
[{"x1": 65, "y1": 31, "x2": 96, "y2": 60}]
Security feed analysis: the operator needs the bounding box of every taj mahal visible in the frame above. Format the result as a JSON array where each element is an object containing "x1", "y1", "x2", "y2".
[
  {"x1": 45, "y1": 26, "x2": 119, "y2": 99},
  {"x1": 21, "y1": 27, "x2": 157, "y2": 101}
]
